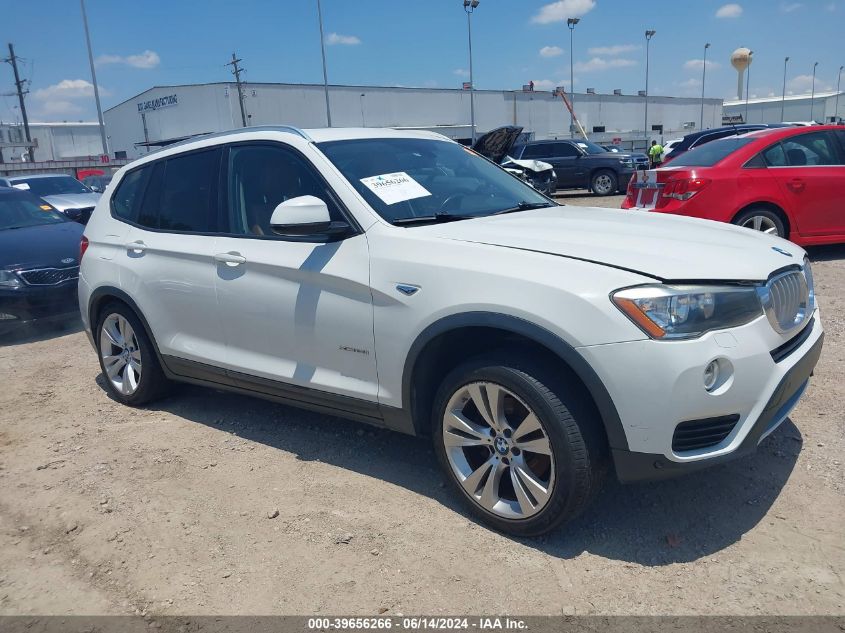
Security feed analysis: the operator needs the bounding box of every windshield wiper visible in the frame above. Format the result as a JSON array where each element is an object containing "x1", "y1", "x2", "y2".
[
  {"x1": 492, "y1": 201, "x2": 556, "y2": 215},
  {"x1": 392, "y1": 212, "x2": 476, "y2": 226}
]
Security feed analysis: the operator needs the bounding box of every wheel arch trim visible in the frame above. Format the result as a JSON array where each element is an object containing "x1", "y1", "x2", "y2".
[{"x1": 402, "y1": 311, "x2": 629, "y2": 450}]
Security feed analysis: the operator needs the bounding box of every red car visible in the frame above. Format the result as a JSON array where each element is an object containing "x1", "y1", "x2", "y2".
[{"x1": 622, "y1": 125, "x2": 845, "y2": 246}]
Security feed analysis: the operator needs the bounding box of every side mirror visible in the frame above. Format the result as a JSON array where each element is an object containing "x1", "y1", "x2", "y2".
[
  {"x1": 64, "y1": 208, "x2": 83, "y2": 223},
  {"x1": 269, "y1": 195, "x2": 351, "y2": 238}
]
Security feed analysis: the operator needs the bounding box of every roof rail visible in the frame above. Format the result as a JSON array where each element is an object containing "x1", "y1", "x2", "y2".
[{"x1": 146, "y1": 125, "x2": 312, "y2": 155}]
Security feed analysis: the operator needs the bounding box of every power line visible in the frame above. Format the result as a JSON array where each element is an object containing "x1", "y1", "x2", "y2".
[
  {"x1": 2, "y1": 43, "x2": 35, "y2": 162},
  {"x1": 225, "y1": 53, "x2": 248, "y2": 127}
]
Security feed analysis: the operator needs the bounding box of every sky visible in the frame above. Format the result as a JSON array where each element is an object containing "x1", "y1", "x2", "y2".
[{"x1": 1, "y1": 0, "x2": 843, "y2": 123}]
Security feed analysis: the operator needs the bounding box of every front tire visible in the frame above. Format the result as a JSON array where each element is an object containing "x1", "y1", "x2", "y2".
[
  {"x1": 432, "y1": 354, "x2": 606, "y2": 536},
  {"x1": 95, "y1": 302, "x2": 169, "y2": 406},
  {"x1": 591, "y1": 170, "x2": 618, "y2": 196}
]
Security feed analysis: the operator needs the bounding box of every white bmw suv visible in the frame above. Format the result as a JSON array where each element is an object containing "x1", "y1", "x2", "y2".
[{"x1": 79, "y1": 126, "x2": 823, "y2": 536}]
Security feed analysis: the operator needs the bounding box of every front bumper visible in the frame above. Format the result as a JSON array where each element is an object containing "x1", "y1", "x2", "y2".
[
  {"x1": 578, "y1": 310, "x2": 824, "y2": 483},
  {"x1": 0, "y1": 282, "x2": 80, "y2": 334}
]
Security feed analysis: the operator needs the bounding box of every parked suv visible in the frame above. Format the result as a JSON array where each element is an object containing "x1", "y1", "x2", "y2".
[
  {"x1": 79, "y1": 126, "x2": 823, "y2": 536},
  {"x1": 509, "y1": 138, "x2": 648, "y2": 195}
]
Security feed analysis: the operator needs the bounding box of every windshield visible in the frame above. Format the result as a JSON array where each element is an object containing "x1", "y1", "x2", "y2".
[
  {"x1": 664, "y1": 137, "x2": 756, "y2": 167},
  {"x1": 575, "y1": 140, "x2": 608, "y2": 155},
  {"x1": 12, "y1": 176, "x2": 92, "y2": 196},
  {"x1": 317, "y1": 138, "x2": 553, "y2": 224},
  {"x1": 0, "y1": 193, "x2": 68, "y2": 230}
]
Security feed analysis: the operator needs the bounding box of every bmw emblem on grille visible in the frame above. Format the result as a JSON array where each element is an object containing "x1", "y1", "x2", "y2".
[
  {"x1": 771, "y1": 246, "x2": 792, "y2": 257},
  {"x1": 61, "y1": 258, "x2": 75, "y2": 264}
]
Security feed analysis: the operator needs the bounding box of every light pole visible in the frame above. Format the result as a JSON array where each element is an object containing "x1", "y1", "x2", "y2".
[
  {"x1": 836, "y1": 65, "x2": 844, "y2": 124},
  {"x1": 781, "y1": 56, "x2": 789, "y2": 121},
  {"x1": 643, "y1": 30, "x2": 655, "y2": 145},
  {"x1": 567, "y1": 17, "x2": 580, "y2": 138},
  {"x1": 700, "y1": 43, "x2": 710, "y2": 129},
  {"x1": 744, "y1": 50, "x2": 753, "y2": 123},
  {"x1": 360, "y1": 93, "x2": 366, "y2": 127},
  {"x1": 316, "y1": 0, "x2": 332, "y2": 127},
  {"x1": 810, "y1": 61, "x2": 819, "y2": 122},
  {"x1": 463, "y1": 0, "x2": 479, "y2": 143},
  {"x1": 80, "y1": 0, "x2": 108, "y2": 155}
]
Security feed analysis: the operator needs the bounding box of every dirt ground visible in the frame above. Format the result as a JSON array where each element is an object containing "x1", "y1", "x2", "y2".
[{"x1": 0, "y1": 194, "x2": 843, "y2": 616}]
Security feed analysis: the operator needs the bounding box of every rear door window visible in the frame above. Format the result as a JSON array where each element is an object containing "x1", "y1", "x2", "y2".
[
  {"x1": 157, "y1": 149, "x2": 221, "y2": 232},
  {"x1": 521, "y1": 144, "x2": 552, "y2": 159},
  {"x1": 781, "y1": 132, "x2": 840, "y2": 166}
]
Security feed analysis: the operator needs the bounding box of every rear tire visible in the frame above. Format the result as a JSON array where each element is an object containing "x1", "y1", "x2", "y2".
[
  {"x1": 733, "y1": 207, "x2": 787, "y2": 239},
  {"x1": 95, "y1": 302, "x2": 169, "y2": 406},
  {"x1": 432, "y1": 353, "x2": 606, "y2": 536},
  {"x1": 591, "y1": 170, "x2": 618, "y2": 196}
]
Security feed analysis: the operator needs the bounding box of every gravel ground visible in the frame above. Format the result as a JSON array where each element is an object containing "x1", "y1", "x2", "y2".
[{"x1": 0, "y1": 193, "x2": 842, "y2": 616}]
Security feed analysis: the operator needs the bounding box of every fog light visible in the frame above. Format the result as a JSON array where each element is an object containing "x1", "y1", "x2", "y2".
[{"x1": 703, "y1": 360, "x2": 720, "y2": 392}]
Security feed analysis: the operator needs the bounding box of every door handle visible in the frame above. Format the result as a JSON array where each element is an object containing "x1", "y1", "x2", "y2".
[
  {"x1": 786, "y1": 178, "x2": 805, "y2": 192},
  {"x1": 124, "y1": 240, "x2": 146, "y2": 254},
  {"x1": 213, "y1": 252, "x2": 247, "y2": 266}
]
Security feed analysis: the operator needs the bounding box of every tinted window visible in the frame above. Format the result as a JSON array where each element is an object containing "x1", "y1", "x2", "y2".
[
  {"x1": 521, "y1": 144, "x2": 552, "y2": 159},
  {"x1": 12, "y1": 176, "x2": 91, "y2": 196},
  {"x1": 762, "y1": 143, "x2": 787, "y2": 167},
  {"x1": 664, "y1": 137, "x2": 756, "y2": 167},
  {"x1": 225, "y1": 144, "x2": 342, "y2": 236},
  {"x1": 835, "y1": 130, "x2": 845, "y2": 154},
  {"x1": 112, "y1": 166, "x2": 151, "y2": 222},
  {"x1": 157, "y1": 149, "x2": 220, "y2": 232},
  {"x1": 550, "y1": 143, "x2": 580, "y2": 158},
  {"x1": 317, "y1": 138, "x2": 551, "y2": 224},
  {"x1": 137, "y1": 162, "x2": 165, "y2": 228},
  {"x1": 781, "y1": 132, "x2": 840, "y2": 166}
]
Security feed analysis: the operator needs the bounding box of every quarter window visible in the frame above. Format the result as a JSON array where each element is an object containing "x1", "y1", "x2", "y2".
[
  {"x1": 224, "y1": 144, "x2": 341, "y2": 236},
  {"x1": 111, "y1": 165, "x2": 150, "y2": 222},
  {"x1": 762, "y1": 143, "x2": 788, "y2": 167}
]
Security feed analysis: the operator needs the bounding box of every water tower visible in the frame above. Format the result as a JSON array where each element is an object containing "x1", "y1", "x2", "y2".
[{"x1": 731, "y1": 48, "x2": 753, "y2": 100}]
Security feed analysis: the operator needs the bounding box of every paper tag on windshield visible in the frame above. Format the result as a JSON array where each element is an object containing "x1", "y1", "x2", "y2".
[
  {"x1": 360, "y1": 172, "x2": 431, "y2": 205},
  {"x1": 12, "y1": 183, "x2": 30, "y2": 191}
]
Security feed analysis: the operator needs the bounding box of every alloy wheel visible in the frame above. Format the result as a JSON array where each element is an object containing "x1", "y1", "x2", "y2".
[
  {"x1": 594, "y1": 174, "x2": 613, "y2": 195},
  {"x1": 442, "y1": 382, "x2": 555, "y2": 520},
  {"x1": 741, "y1": 215, "x2": 779, "y2": 235},
  {"x1": 99, "y1": 314, "x2": 142, "y2": 395}
]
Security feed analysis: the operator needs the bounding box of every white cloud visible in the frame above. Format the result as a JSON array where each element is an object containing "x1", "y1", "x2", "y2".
[
  {"x1": 780, "y1": 1, "x2": 803, "y2": 11},
  {"x1": 33, "y1": 79, "x2": 110, "y2": 100},
  {"x1": 678, "y1": 78, "x2": 702, "y2": 88},
  {"x1": 574, "y1": 57, "x2": 637, "y2": 73},
  {"x1": 787, "y1": 74, "x2": 832, "y2": 93},
  {"x1": 326, "y1": 32, "x2": 361, "y2": 45},
  {"x1": 683, "y1": 58, "x2": 722, "y2": 71},
  {"x1": 716, "y1": 3, "x2": 743, "y2": 17},
  {"x1": 37, "y1": 100, "x2": 84, "y2": 116},
  {"x1": 826, "y1": 2, "x2": 836, "y2": 10},
  {"x1": 539, "y1": 46, "x2": 564, "y2": 58},
  {"x1": 587, "y1": 44, "x2": 639, "y2": 56},
  {"x1": 531, "y1": 0, "x2": 595, "y2": 24},
  {"x1": 95, "y1": 50, "x2": 160, "y2": 69},
  {"x1": 531, "y1": 79, "x2": 558, "y2": 91},
  {"x1": 453, "y1": 68, "x2": 470, "y2": 77}
]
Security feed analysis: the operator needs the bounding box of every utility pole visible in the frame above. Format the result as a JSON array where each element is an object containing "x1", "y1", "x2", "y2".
[
  {"x1": 316, "y1": 0, "x2": 332, "y2": 127},
  {"x1": 226, "y1": 53, "x2": 248, "y2": 127},
  {"x1": 4, "y1": 43, "x2": 34, "y2": 162},
  {"x1": 700, "y1": 43, "x2": 710, "y2": 129},
  {"x1": 80, "y1": 0, "x2": 108, "y2": 156}
]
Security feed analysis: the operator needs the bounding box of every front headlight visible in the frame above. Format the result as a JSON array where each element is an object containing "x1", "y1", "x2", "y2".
[
  {"x1": 0, "y1": 270, "x2": 21, "y2": 288},
  {"x1": 804, "y1": 257, "x2": 815, "y2": 313},
  {"x1": 619, "y1": 159, "x2": 634, "y2": 168},
  {"x1": 612, "y1": 284, "x2": 763, "y2": 340}
]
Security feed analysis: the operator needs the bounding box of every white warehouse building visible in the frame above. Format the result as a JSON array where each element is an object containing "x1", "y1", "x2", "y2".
[
  {"x1": 0, "y1": 121, "x2": 104, "y2": 163},
  {"x1": 104, "y1": 82, "x2": 723, "y2": 159},
  {"x1": 723, "y1": 90, "x2": 844, "y2": 125}
]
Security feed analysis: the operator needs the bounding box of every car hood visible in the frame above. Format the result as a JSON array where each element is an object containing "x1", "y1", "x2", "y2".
[
  {"x1": 40, "y1": 192, "x2": 100, "y2": 211},
  {"x1": 418, "y1": 206, "x2": 804, "y2": 281},
  {"x1": 0, "y1": 221, "x2": 84, "y2": 270},
  {"x1": 472, "y1": 126, "x2": 523, "y2": 164},
  {"x1": 502, "y1": 156, "x2": 554, "y2": 174}
]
